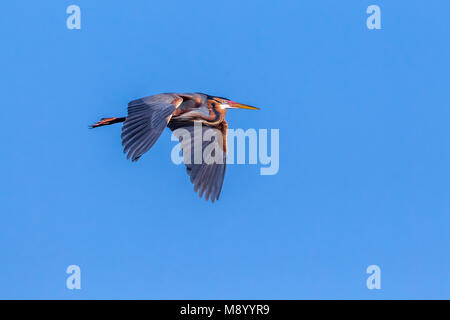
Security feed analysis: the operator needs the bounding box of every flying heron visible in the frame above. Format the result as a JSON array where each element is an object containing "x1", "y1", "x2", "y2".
[{"x1": 90, "y1": 93, "x2": 259, "y2": 202}]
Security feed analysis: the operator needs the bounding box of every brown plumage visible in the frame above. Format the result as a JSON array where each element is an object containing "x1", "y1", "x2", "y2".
[{"x1": 90, "y1": 92, "x2": 258, "y2": 202}]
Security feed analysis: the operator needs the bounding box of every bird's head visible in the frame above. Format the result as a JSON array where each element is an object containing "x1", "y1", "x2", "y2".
[{"x1": 207, "y1": 95, "x2": 259, "y2": 111}]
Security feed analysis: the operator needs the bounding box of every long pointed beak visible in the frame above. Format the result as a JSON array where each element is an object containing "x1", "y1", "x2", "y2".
[{"x1": 228, "y1": 101, "x2": 260, "y2": 110}]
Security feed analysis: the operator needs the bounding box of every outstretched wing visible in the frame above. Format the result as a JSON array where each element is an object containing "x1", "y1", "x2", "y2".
[
  {"x1": 169, "y1": 121, "x2": 228, "y2": 202},
  {"x1": 122, "y1": 94, "x2": 183, "y2": 161}
]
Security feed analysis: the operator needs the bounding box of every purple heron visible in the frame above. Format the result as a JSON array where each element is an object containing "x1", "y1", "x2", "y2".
[{"x1": 90, "y1": 93, "x2": 259, "y2": 202}]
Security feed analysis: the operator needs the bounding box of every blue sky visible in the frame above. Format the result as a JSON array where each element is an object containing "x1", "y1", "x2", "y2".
[{"x1": 1, "y1": 0, "x2": 449, "y2": 299}]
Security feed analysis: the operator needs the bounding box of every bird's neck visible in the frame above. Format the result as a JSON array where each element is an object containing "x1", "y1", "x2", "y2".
[{"x1": 203, "y1": 100, "x2": 226, "y2": 126}]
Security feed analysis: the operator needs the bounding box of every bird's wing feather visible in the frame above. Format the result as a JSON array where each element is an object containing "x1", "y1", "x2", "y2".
[
  {"x1": 121, "y1": 94, "x2": 182, "y2": 161},
  {"x1": 168, "y1": 121, "x2": 228, "y2": 202}
]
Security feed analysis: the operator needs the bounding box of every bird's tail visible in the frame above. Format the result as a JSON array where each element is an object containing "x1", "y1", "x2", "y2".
[{"x1": 89, "y1": 117, "x2": 126, "y2": 129}]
